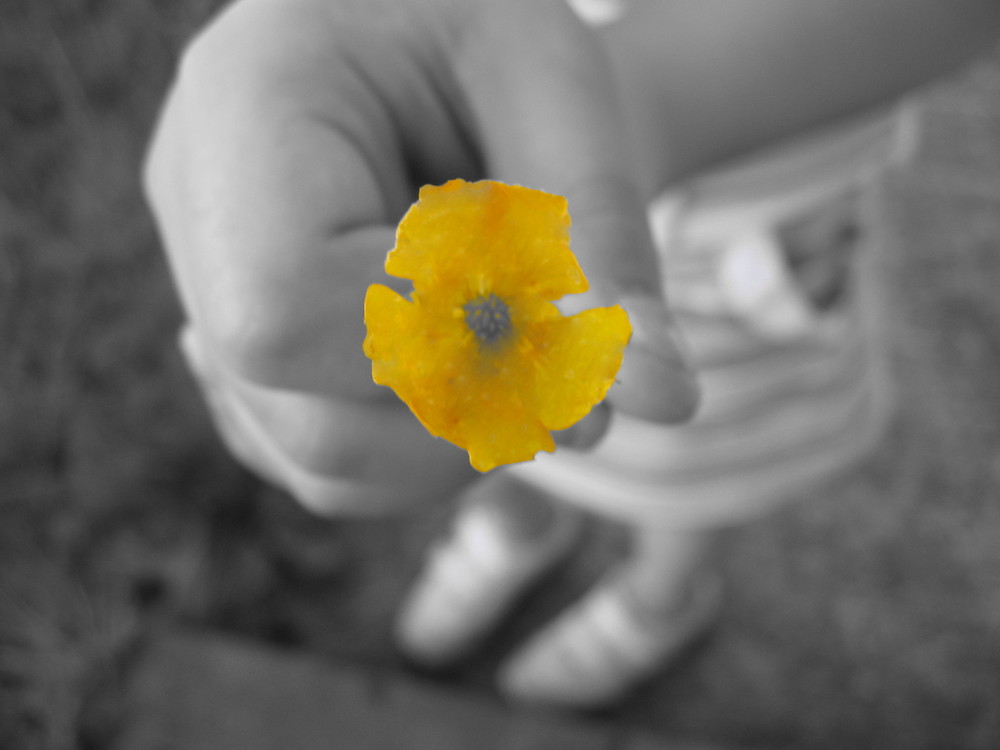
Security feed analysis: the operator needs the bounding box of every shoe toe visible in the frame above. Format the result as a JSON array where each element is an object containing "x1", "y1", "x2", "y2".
[
  {"x1": 499, "y1": 646, "x2": 611, "y2": 708},
  {"x1": 395, "y1": 504, "x2": 583, "y2": 668},
  {"x1": 395, "y1": 595, "x2": 463, "y2": 666},
  {"x1": 498, "y1": 572, "x2": 723, "y2": 709}
]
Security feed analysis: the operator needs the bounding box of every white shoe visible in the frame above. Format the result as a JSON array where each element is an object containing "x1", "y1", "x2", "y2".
[
  {"x1": 498, "y1": 571, "x2": 721, "y2": 708},
  {"x1": 395, "y1": 501, "x2": 582, "y2": 668}
]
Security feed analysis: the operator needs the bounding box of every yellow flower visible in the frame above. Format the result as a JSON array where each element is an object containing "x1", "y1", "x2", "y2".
[{"x1": 363, "y1": 179, "x2": 631, "y2": 472}]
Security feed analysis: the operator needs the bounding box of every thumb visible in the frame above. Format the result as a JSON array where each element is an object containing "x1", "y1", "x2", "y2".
[{"x1": 456, "y1": 0, "x2": 698, "y2": 421}]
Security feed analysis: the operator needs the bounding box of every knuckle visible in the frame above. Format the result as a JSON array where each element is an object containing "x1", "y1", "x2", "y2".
[
  {"x1": 270, "y1": 402, "x2": 363, "y2": 480},
  {"x1": 202, "y1": 304, "x2": 296, "y2": 385},
  {"x1": 284, "y1": 431, "x2": 358, "y2": 479}
]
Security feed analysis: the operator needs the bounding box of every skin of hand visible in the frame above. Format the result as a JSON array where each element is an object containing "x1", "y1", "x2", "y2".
[
  {"x1": 143, "y1": 0, "x2": 698, "y2": 515},
  {"x1": 601, "y1": 0, "x2": 1000, "y2": 194}
]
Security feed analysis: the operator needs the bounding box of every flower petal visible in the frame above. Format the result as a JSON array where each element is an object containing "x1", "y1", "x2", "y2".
[
  {"x1": 429, "y1": 367, "x2": 557, "y2": 472},
  {"x1": 364, "y1": 180, "x2": 633, "y2": 473},
  {"x1": 364, "y1": 283, "x2": 470, "y2": 399},
  {"x1": 365, "y1": 286, "x2": 562, "y2": 471},
  {"x1": 521, "y1": 304, "x2": 632, "y2": 430},
  {"x1": 387, "y1": 180, "x2": 588, "y2": 301},
  {"x1": 460, "y1": 402, "x2": 557, "y2": 472}
]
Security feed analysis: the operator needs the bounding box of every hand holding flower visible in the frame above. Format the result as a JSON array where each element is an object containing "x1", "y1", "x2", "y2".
[
  {"x1": 144, "y1": 0, "x2": 696, "y2": 513},
  {"x1": 365, "y1": 180, "x2": 632, "y2": 471}
]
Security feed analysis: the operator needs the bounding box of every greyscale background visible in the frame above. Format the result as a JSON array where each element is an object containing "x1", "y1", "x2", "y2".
[{"x1": 1, "y1": 2, "x2": 999, "y2": 749}]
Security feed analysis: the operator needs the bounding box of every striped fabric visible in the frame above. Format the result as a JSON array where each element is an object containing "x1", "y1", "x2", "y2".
[{"x1": 509, "y1": 108, "x2": 914, "y2": 529}]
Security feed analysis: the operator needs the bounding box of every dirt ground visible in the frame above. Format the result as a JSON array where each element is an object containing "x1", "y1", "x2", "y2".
[{"x1": 2, "y1": 3, "x2": 999, "y2": 749}]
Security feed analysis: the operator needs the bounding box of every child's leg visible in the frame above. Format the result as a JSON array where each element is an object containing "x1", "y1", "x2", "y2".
[
  {"x1": 472, "y1": 473, "x2": 565, "y2": 543},
  {"x1": 621, "y1": 523, "x2": 719, "y2": 613}
]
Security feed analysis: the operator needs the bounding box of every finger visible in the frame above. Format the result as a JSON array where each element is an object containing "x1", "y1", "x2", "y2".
[
  {"x1": 179, "y1": 327, "x2": 289, "y2": 489},
  {"x1": 459, "y1": 1, "x2": 653, "y2": 297},
  {"x1": 184, "y1": 311, "x2": 599, "y2": 487},
  {"x1": 180, "y1": 327, "x2": 476, "y2": 513},
  {"x1": 611, "y1": 294, "x2": 700, "y2": 421},
  {"x1": 552, "y1": 402, "x2": 611, "y2": 450},
  {"x1": 455, "y1": 0, "x2": 699, "y2": 421}
]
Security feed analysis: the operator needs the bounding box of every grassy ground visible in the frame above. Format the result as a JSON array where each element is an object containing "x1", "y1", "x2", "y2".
[{"x1": 2, "y1": 2, "x2": 1000, "y2": 749}]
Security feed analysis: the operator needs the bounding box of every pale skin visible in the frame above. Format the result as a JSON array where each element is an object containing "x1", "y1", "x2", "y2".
[
  {"x1": 480, "y1": 0, "x2": 1000, "y2": 621},
  {"x1": 145, "y1": 0, "x2": 1000, "y2": 697},
  {"x1": 145, "y1": 0, "x2": 698, "y2": 517}
]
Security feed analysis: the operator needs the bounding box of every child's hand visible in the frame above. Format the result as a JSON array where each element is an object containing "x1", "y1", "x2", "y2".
[{"x1": 144, "y1": 0, "x2": 697, "y2": 513}]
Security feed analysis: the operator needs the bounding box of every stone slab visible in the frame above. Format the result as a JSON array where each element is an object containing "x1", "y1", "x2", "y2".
[{"x1": 112, "y1": 630, "x2": 723, "y2": 750}]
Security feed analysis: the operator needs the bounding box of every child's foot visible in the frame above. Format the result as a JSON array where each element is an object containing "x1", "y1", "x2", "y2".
[
  {"x1": 394, "y1": 497, "x2": 582, "y2": 668},
  {"x1": 498, "y1": 569, "x2": 721, "y2": 708}
]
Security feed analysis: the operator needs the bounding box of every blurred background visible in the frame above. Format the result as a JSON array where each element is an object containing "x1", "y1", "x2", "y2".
[{"x1": 1, "y1": 1, "x2": 999, "y2": 749}]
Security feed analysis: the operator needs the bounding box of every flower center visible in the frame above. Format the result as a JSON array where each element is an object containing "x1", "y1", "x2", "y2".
[{"x1": 463, "y1": 294, "x2": 512, "y2": 345}]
